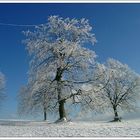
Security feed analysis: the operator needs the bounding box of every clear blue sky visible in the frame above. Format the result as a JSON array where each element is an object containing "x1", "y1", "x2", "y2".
[{"x1": 0, "y1": 3, "x2": 140, "y2": 120}]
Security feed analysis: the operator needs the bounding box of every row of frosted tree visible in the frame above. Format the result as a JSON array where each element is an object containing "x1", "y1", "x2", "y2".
[{"x1": 0, "y1": 16, "x2": 140, "y2": 122}]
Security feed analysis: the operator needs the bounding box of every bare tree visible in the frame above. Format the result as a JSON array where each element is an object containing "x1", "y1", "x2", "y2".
[
  {"x1": 98, "y1": 58, "x2": 140, "y2": 122},
  {"x1": 21, "y1": 15, "x2": 97, "y2": 121}
]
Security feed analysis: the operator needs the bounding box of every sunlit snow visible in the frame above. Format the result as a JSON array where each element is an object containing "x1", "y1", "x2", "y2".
[{"x1": 0, "y1": 119, "x2": 140, "y2": 137}]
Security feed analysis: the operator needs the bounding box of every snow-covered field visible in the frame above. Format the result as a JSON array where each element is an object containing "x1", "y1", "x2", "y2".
[{"x1": 0, "y1": 119, "x2": 140, "y2": 137}]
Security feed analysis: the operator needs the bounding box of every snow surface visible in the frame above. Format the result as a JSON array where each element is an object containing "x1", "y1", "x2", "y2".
[{"x1": 0, "y1": 119, "x2": 140, "y2": 137}]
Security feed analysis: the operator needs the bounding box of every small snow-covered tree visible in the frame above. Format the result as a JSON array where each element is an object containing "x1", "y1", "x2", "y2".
[
  {"x1": 0, "y1": 72, "x2": 6, "y2": 104},
  {"x1": 18, "y1": 84, "x2": 52, "y2": 121},
  {"x1": 99, "y1": 59, "x2": 140, "y2": 122},
  {"x1": 22, "y1": 16, "x2": 97, "y2": 121}
]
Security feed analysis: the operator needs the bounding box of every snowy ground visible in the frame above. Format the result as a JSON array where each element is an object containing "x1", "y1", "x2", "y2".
[{"x1": 0, "y1": 119, "x2": 140, "y2": 137}]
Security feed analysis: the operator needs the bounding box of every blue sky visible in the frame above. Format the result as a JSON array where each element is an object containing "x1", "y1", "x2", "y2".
[{"x1": 0, "y1": 3, "x2": 140, "y2": 120}]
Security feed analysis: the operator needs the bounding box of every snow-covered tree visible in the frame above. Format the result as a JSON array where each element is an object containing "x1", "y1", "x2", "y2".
[
  {"x1": 21, "y1": 16, "x2": 97, "y2": 121},
  {"x1": 0, "y1": 72, "x2": 6, "y2": 104},
  {"x1": 18, "y1": 85, "x2": 50, "y2": 121},
  {"x1": 98, "y1": 59, "x2": 140, "y2": 122}
]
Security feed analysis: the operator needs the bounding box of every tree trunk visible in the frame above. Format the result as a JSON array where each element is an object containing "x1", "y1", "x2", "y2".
[
  {"x1": 113, "y1": 106, "x2": 121, "y2": 122},
  {"x1": 58, "y1": 91, "x2": 67, "y2": 120},
  {"x1": 43, "y1": 93, "x2": 47, "y2": 121},
  {"x1": 44, "y1": 110, "x2": 47, "y2": 121},
  {"x1": 56, "y1": 67, "x2": 67, "y2": 121},
  {"x1": 59, "y1": 100, "x2": 66, "y2": 120}
]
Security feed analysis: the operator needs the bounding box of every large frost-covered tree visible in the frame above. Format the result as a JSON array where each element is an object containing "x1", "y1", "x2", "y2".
[
  {"x1": 98, "y1": 59, "x2": 140, "y2": 122},
  {"x1": 21, "y1": 16, "x2": 97, "y2": 121}
]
